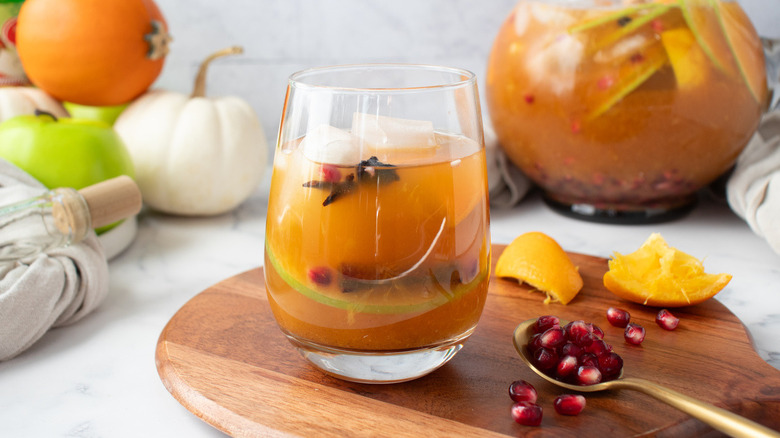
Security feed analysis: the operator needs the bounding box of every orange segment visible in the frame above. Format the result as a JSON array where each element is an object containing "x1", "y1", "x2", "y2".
[
  {"x1": 495, "y1": 232, "x2": 583, "y2": 305},
  {"x1": 661, "y1": 27, "x2": 709, "y2": 90},
  {"x1": 603, "y1": 233, "x2": 732, "y2": 307}
]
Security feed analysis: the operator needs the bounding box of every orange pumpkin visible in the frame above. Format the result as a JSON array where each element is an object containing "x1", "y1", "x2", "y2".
[{"x1": 16, "y1": 0, "x2": 171, "y2": 106}]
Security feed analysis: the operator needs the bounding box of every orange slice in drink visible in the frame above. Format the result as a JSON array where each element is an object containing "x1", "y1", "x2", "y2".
[
  {"x1": 495, "y1": 232, "x2": 583, "y2": 305},
  {"x1": 603, "y1": 233, "x2": 732, "y2": 307},
  {"x1": 661, "y1": 27, "x2": 710, "y2": 90}
]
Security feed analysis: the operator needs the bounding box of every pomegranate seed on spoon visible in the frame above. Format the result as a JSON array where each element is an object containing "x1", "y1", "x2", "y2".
[
  {"x1": 539, "y1": 327, "x2": 566, "y2": 349},
  {"x1": 576, "y1": 365, "x2": 602, "y2": 385},
  {"x1": 556, "y1": 355, "x2": 578, "y2": 379},
  {"x1": 534, "y1": 315, "x2": 560, "y2": 333}
]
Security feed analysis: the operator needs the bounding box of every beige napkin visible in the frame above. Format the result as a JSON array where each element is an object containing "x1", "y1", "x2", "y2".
[
  {"x1": 484, "y1": 122, "x2": 532, "y2": 208},
  {"x1": 0, "y1": 159, "x2": 108, "y2": 361},
  {"x1": 727, "y1": 110, "x2": 780, "y2": 255}
]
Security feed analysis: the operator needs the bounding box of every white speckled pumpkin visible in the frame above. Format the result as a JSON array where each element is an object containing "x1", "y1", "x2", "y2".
[
  {"x1": 114, "y1": 47, "x2": 268, "y2": 216},
  {"x1": 0, "y1": 86, "x2": 67, "y2": 122}
]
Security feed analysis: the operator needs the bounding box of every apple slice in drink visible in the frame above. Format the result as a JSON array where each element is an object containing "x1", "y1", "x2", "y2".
[
  {"x1": 265, "y1": 240, "x2": 487, "y2": 315},
  {"x1": 711, "y1": 1, "x2": 767, "y2": 103},
  {"x1": 584, "y1": 38, "x2": 667, "y2": 121}
]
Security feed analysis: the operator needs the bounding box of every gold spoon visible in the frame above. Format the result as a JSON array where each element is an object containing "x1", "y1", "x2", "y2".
[{"x1": 513, "y1": 318, "x2": 780, "y2": 437}]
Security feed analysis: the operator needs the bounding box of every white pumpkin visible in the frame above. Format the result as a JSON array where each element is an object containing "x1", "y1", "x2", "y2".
[
  {"x1": 114, "y1": 47, "x2": 268, "y2": 216},
  {"x1": 0, "y1": 86, "x2": 67, "y2": 122}
]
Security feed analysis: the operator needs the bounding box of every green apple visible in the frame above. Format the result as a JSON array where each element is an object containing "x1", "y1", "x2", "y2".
[
  {"x1": 0, "y1": 110, "x2": 135, "y2": 232},
  {"x1": 63, "y1": 102, "x2": 129, "y2": 126}
]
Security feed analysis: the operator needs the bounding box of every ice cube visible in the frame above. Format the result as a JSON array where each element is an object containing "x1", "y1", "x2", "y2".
[
  {"x1": 526, "y1": 33, "x2": 583, "y2": 95},
  {"x1": 351, "y1": 113, "x2": 437, "y2": 149},
  {"x1": 300, "y1": 124, "x2": 361, "y2": 166}
]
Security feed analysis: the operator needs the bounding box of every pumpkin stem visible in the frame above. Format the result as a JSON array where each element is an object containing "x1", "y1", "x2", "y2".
[
  {"x1": 34, "y1": 109, "x2": 57, "y2": 121},
  {"x1": 192, "y1": 46, "x2": 244, "y2": 98}
]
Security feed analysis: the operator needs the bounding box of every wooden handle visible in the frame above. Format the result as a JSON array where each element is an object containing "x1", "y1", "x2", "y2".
[{"x1": 78, "y1": 176, "x2": 142, "y2": 229}]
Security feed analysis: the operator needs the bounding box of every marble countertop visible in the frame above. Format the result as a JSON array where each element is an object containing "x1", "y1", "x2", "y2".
[{"x1": 1, "y1": 176, "x2": 779, "y2": 437}]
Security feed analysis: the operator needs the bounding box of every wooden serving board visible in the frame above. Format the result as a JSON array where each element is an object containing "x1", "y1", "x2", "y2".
[{"x1": 156, "y1": 246, "x2": 780, "y2": 437}]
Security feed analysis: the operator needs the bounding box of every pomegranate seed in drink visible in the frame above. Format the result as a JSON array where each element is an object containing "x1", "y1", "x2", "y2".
[
  {"x1": 319, "y1": 164, "x2": 341, "y2": 183},
  {"x1": 576, "y1": 365, "x2": 602, "y2": 385},
  {"x1": 307, "y1": 267, "x2": 332, "y2": 286},
  {"x1": 511, "y1": 401, "x2": 543, "y2": 426},
  {"x1": 539, "y1": 327, "x2": 566, "y2": 349},
  {"x1": 553, "y1": 394, "x2": 586, "y2": 416},
  {"x1": 533, "y1": 347, "x2": 558, "y2": 370},
  {"x1": 656, "y1": 309, "x2": 680, "y2": 330},
  {"x1": 606, "y1": 307, "x2": 631, "y2": 327},
  {"x1": 624, "y1": 322, "x2": 646, "y2": 345},
  {"x1": 534, "y1": 315, "x2": 560, "y2": 333},
  {"x1": 508, "y1": 380, "x2": 538, "y2": 403},
  {"x1": 556, "y1": 355, "x2": 578, "y2": 379}
]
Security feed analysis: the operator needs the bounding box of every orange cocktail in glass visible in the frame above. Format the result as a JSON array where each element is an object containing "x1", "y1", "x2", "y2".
[{"x1": 265, "y1": 65, "x2": 490, "y2": 383}]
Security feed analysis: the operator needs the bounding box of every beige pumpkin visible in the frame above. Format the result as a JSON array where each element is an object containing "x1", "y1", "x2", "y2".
[
  {"x1": 0, "y1": 86, "x2": 67, "y2": 122},
  {"x1": 114, "y1": 47, "x2": 268, "y2": 216}
]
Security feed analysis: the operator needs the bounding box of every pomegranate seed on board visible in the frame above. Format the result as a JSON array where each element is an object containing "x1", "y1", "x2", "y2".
[
  {"x1": 625, "y1": 323, "x2": 646, "y2": 345},
  {"x1": 508, "y1": 380, "x2": 538, "y2": 403},
  {"x1": 554, "y1": 394, "x2": 586, "y2": 416},
  {"x1": 606, "y1": 307, "x2": 631, "y2": 327},
  {"x1": 656, "y1": 309, "x2": 680, "y2": 330},
  {"x1": 511, "y1": 402, "x2": 543, "y2": 426}
]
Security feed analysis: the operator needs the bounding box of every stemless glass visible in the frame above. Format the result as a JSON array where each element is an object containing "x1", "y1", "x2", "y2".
[{"x1": 264, "y1": 64, "x2": 491, "y2": 383}]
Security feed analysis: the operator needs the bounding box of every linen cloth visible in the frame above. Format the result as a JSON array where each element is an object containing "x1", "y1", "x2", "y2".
[
  {"x1": 0, "y1": 159, "x2": 108, "y2": 361},
  {"x1": 727, "y1": 111, "x2": 780, "y2": 255}
]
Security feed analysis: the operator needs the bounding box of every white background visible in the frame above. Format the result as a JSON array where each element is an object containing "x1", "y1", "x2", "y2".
[{"x1": 152, "y1": 0, "x2": 780, "y2": 149}]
